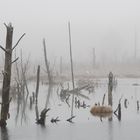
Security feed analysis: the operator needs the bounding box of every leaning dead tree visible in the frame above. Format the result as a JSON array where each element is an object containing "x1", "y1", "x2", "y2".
[
  {"x1": 68, "y1": 22, "x2": 75, "y2": 118},
  {"x1": 43, "y1": 39, "x2": 52, "y2": 84},
  {"x1": 0, "y1": 23, "x2": 25, "y2": 127}
]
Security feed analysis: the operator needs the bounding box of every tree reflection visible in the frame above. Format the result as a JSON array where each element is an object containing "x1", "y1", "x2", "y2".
[{"x1": 0, "y1": 127, "x2": 9, "y2": 140}]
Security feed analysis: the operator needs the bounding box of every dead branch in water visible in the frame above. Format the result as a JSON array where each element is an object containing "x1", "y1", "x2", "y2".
[
  {"x1": 114, "y1": 96, "x2": 123, "y2": 121},
  {"x1": 36, "y1": 108, "x2": 50, "y2": 125}
]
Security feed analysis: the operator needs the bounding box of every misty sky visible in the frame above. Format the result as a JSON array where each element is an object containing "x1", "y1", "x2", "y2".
[{"x1": 0, "y1": 0, "x2": 140, "y2": 64}]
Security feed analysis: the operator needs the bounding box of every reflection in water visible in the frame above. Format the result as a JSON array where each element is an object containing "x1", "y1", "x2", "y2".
[
  {"x1": 1, "y1": 79, "x2": 140, "y2": 140},
  {"x1": 0, "y1": 127, "x2": 9, "y2": 140},
  {"x1": 45, "y1": 85, "x2": 53, "y2": 109},
  {"x1": 108, "y1": 121, "x2": 113, "y2": 140}
]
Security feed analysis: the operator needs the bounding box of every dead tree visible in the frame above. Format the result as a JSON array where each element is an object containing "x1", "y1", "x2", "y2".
[
  {"x1": 35, "y1": 65, "x2": 50, "y2": 125},
  {"x1": 35, "y1": 65, "x2": 40, "y2": 121},
  {"x1": 68, "y1": 22, "x2": 75, "y2": 117},
  {"x1": 108, "y1": 72, "x2": 113, "y2": 106},
  {"x1": 35, "y1": 65, "x2": 40, "y2": 104},
  {"x1": 0, "y1": 23, "x2": 25, "y2": 127},
  {"x1": 43, "y1": 39, "x2": 52, "y2": 84}
]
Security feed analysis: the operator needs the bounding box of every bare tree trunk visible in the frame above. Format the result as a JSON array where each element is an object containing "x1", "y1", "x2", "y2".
[
  {"x1": 0, "y1": 23, "x2": 25, "y2": 127},
  {"x1": 43, "y1": 39, "x2": 52, "y2": 84},
  {"x1": 68, "y1": 22, "x2": 75, "y2": 117},
  {"x1": 108, "y1": 72, "x2": 113, "y2": 106},
  {"x1": 0, "y1": 23, "x2": 13, "y2": 126},
  {"x1": 35, "y1": 65, "x2": 40, "y2": 121},
  {"x1": 35, "y1": 65, "x2": 40, "y2": 104}
]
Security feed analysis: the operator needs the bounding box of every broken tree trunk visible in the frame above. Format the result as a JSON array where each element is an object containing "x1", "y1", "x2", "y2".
[
  {"x1": 0, "y1": 23, "x2": 25, "y2": 127},
  {"x1": 108, "y1": 72, "x2": 113, "y2": 106},
  {"x1": 0, "y1": 23, "x2": 13, "y2": 127},
  {"x1": 36, "y1": 108, "x2": 50, "y2": 125}
]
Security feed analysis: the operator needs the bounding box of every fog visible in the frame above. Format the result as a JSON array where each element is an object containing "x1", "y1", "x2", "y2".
[{"x1": 0, "y1": 0, "x2": 140, "y2": 72}]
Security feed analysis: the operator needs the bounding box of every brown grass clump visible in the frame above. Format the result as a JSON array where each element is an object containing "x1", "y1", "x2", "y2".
[{"x1": 90, "y1": 105, "x2": 112, "y2": 117}]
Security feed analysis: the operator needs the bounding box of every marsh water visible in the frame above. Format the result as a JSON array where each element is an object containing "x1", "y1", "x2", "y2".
[{"x1": 1, "y1": 78, "x2": 140, "y2": 140}]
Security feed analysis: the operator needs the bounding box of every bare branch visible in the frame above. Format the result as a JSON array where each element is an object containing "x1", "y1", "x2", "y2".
[
  {"x1": 11, "y1": 57, "x2": 19, "y2": 64},
  {"x1": 0, "y1": 45, "x2": 7, "y2": 53},
  {"x1": 4, "y1": 23, "x2": 8, "y2": 28},
  {"x1": 12, "y1": 33, "x2": 26, "y2": 50}
]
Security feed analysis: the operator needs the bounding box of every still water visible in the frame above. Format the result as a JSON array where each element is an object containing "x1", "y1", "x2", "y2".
[{"x1": 0, "y1": 78, "x2": 140, "y2": 140}]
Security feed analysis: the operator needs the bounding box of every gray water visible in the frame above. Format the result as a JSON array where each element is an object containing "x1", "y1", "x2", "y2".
[{"x1": 1, "y1": 78, "x2": 140, "y2": 140}]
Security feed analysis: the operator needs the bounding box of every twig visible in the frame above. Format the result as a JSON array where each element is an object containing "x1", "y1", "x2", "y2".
[
  {"x1": 66, "y1": 116, "x2": 75, "y2": 123},
  {"x1": 11, "y1": 57, "x2": 19, "y2": 64},
  {"x1": 102, "y1": 93, "x2": 106, "y2": 106},
  {"x1": 51, "y1": 117, "x2": 60, "y2": 123},
  {"x1": 12, "y1": 33, "x2": 26, "y2": 51},
  {"x1": 4, "y1": 23, "x2": 8, "y2": 28},
  {"x1": 0, "y1": 45, "x2": 8, "y2": 53}
]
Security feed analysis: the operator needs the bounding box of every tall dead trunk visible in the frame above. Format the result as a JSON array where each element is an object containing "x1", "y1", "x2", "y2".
[
  {"x1": 0, "y1": 23, "x2": 25, "y2": 127},
  {"x1": 35, "y1": 65, "x2": 40, "y2": 104},
  {"x1": 68, "y1": 22, "x2": 75, "y2": 117},
  {"x1": 0, "y1": 23, "x2": 13, "y2": 126},
  {"x1": 35, "y1": 65, "x2": 40, "y2": 121},
  {"x1": 43, "y1": 39, "x2": 52, "y2": 84}
]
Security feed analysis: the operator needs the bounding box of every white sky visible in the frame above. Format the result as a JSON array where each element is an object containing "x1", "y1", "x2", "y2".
[{"x1": 0, "y1": 0, "x2": 140, "y2": 64}]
